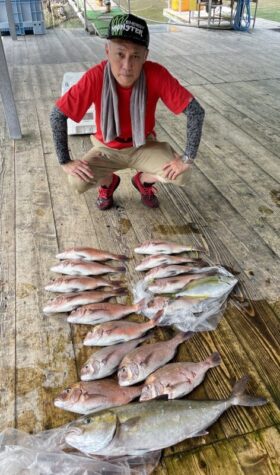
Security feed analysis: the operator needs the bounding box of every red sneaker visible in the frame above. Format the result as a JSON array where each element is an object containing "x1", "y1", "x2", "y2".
[
  {"x1": 132, "y1": 172, "x2": 159, "y2": 208},
  {"x1": 96, "y1": 174, "x2": 120, "y2": 210}
]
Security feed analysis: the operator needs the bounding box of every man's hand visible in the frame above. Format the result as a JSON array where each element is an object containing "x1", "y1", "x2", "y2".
[
  {"x1": 61, "y1": 160, "x2": 95, "y2": 183},
  {"x1": 162, "y1": 152, "x2": 192, "y2": 181}
]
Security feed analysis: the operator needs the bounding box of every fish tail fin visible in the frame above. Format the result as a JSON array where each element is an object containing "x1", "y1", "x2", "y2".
[
  {"x1": 152, "y1": 309, "x2": 163, "y2": 325},
  {"x1": 115, "y1": 288, "x2": 128, "y2": 295},
  {"x1": 116, "y1": 254, "x2": 129, "y2": 261},
  {"x1": 206, "y1": 352, "x2": 222, "y2": 368},
  {"x1": 175, "y1": 331, "x2": 194, "y2": 344},
  {"x1": 110, "y1": 280, "x2": 123, "y2": 288},
  {"x1": 230, "y1": 375, "x2": 267, "y2": 407},
  {"x1": 135, "y1": 298, "x2": 148, "y2": 313},
  {"x1": 116, "y1": 266, "x2": 126, "y2": 272}
]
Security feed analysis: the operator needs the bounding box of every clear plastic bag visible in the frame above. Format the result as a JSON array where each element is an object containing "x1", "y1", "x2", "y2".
[
  {"x1": 134, "y1": 267, "x2": 237, "y2": 332},
  {"x1": 0, "y1": 428, "x2": 161, "y2": 475}
]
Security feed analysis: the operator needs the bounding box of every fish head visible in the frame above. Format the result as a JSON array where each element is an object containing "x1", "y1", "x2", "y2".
[
  {"x1": 118, "y1": 362, "x2": 140, "y2": 386},
  {"x1": 54, "y1": 385, "x2": 82, "y2": 409},
  {"x1": 84, "y1": 326, "x2": 103, "y2": 343},
  {"x1": 65, "y1": 411, "x2": 118, "y2": 454},
  {"x1": 80, "y1": 360, "x2": 100, "y2": 381}
]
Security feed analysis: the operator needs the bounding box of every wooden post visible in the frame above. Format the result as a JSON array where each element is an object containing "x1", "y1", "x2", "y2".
[
  {"x1": 0, "y1": 35, "x2": 22, "y2": 139},
  {"x1": 5, "y1": 0, "x2": 17, "y2": 41}
]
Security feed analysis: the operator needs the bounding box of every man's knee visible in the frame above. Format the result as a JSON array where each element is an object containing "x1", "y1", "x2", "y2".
[{"x1": 68, "y1": 175, "x2": 96, "y2": 194}]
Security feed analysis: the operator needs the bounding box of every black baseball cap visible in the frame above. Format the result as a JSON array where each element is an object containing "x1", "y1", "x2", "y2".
[{"x1": 107, "y1": 14, "x2": 149, "y2": 48}]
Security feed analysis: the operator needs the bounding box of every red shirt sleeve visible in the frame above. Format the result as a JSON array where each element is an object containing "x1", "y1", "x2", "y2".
[
  {"x1": 155, "y1": 64, "x2": 193, "y2": 114},
  {"x1": 55, "y1": 64, "x2": 103, "y2": 123}
]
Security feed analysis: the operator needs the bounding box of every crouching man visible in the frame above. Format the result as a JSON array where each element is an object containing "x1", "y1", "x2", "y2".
[{"x1": 50, "y1": 13, "x2": 205, "y2": 210}]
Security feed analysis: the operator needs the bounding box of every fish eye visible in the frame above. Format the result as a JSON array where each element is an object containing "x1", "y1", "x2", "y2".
[
  {"x1": 65, "y1": 388, "x2": 71, "y2": 393},
  {"x1": 85, "y1": 365, "x2": 89, "y2": 369},
  {"x1": 85, "y1": 417, "x2": 91, "y2": 424}
]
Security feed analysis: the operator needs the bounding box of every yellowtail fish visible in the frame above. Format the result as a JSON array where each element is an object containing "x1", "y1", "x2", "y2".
[
  {"x1": 54, "y1": 379, "x2": 142, "y2": 414},
  {"x1": 56, "y1": 247, "x2": 129, "y2": 262},
  {"x1": 43, "y1": 289, "x2": 126, "y2": 315},
  {"x1": 118, "y1": 332, "x2": 193, "y2": 386},
  {"x1": 135, "y1": 254, "x2": 201, "y2": 272},
  {"x1": 140, "y1": 352, "x2": 221, "y2": 401},
  {"x1": 177, "y1": 275, "x2": 237, "y2": 299},
  {"x1": 83, "y1": 312, "x2": 162, "y2": 346},
  {"x1": 68, "y1": 301, "x2": 143, "y2": 325},
  {"x1": 45, "y1": 276, "x2": 123, "y2": 293},
  {"x1": 80, "y1": 337, "x2": 148, "y2": 381},
  {"x1": 65, "y1": 376, "x2": 266, "y2": 456},
  {"x1": 134, "y1": 240, "x2": 205, "y2": 255},
  {"x1": 50, "y1": 259, "x2": 126, "y2": 276}
]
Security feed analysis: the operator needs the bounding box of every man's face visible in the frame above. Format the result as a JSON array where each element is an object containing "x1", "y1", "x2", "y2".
[{"x1": 105, "y1": 40, "x2": 148, "y2": 88}]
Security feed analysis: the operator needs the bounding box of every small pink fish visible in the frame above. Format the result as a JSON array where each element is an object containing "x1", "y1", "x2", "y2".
[
  {"x1": 118, "y1": 331, "x2": 194, "y2": 386},
  {"x1": 45, "y1": 276, "x2": 123, "y2": 293},
  {"x1": 136, "y1": 255, "x2": 200, "y2": 272},
  {"x1": 140, "y1": 352, "x2": 222, "y2": 401},
  {"x1": 50, "y1": 259, "x2": 126, "y2": 276},
  {"x1": 54, "y1": 379, "x2": 142, "y2": 414},
  {"x1": 84, "y1": 312, "x2": 162, "y2": 346},
  {"x1": 148, "y1": 272, "x2": 216, "y2": 294},
  {"x1": 68, "y1": 301, "x2": 143, "y2": 325},
  {"x1": 134, "y1": 240, "x2": 205, "y2": 255},
  {"x1": 56, "y1": 247, "x2": 129, "y2": 262},
  {"x1": 144, "y1": 264, "x2": 211, "y2": 281},
  {"x1": 43, "y1": 289, "x2": 126, "y2": 314}
]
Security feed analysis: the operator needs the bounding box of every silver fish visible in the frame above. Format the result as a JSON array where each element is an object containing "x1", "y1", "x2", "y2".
[
  {"x1": 118, "y1": 332, "x2": 193, "y2": 386},
  {"x1": 135, "y1": 240, "x2": 204, "y2": 255},
  {"x1": 50, "y1": 259, "x2": 126, "y2": 276},
  {"x1": 65, "y1": 376, "x2": 266, "y2": 456},
  {"x1": 148, "y1": 273, "x2": 215, "y2": 294},
  {"x1": 80, "y1": 337, "x2": 148, "y2": 381},
  {"x1": 83, "y1": 312, "x2": 162, "y2": 346},
  {"x1": 135, "y1": 255, "x2": 199, "y2": 272},
  {"x1": 68, "y1": 301, "x2": 143, "y2": 325},
  {"x1": 177, "y1": 275, "x2": 237, "y2": 298},
  {"x1": 54, "y1": 379, "x2": 142, "y2": 414},
  {"x1": 140, "y1": 352, "x2": 221, "y2": 401},
  {"x1": 45, "y1": 276, "x2": 123, "y2": 293},
  {"x1": 43, "y1": 289, "x2": 126, "y2": 315},
  {"x1": 144, "y1": 265, "x2": 216, "y2": 281},
  {"x1": 56, "y1": 247, "x2": 129, "y2": 262}
]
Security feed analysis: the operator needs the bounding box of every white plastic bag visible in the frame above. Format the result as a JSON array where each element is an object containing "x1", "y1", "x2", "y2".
[
  {"x1": 0, "y1": 428, "x2": 161, "y2": 475},
  {"x1": 134, "y1": 267, "x2": 237, "y2": 332}
]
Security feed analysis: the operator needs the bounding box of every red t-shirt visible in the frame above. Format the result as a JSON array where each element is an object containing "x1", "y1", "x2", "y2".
[{"x1": 56, "y1": 60, "x2": 193, "y2": 149}]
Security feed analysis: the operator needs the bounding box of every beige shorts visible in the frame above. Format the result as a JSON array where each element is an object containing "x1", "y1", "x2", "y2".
[{"x1": 68, "y1": 135, "x2": 191, "y2": 194}]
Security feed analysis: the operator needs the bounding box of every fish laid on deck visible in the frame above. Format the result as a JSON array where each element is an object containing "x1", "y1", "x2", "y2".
[
  {"x1": 65, "y1": 376, "x2": 266, "y2": 456},
  {"x1": 80, "y1": 337, "x2": 148, "y2": 381},
  {"x1": 50, "y1": 259, "x2": 126, "y2": 276},
  {"x1": 134, "y1": 240, "x2": 205, "y2": 255},
  {"x1": 144, "y1": 264, "x2": 211, "y2": 281},
  {"x1": 54, "y1": 379, "x2": 142, "y2": 414},
  {"x1": 140, "y1": 352, "x2": 221, "y2": 401},
  {"x1": 83, "y1": 312, "x2": 161, "y2": 346},
  {"x1": 135, "y1": 254, "x2": 203, "y2": 272},
  {"x1": 68, "y1": 301, "x2": 143, "y2": 325},
  {"x1": 45, "y1": 276, "x2": 123, "y2": 293},
  {"x1": 43, "y1": 289, "x2": 126, "y2": 314},
  {"x1": 148, "y1": 272, "x2": 216, "y2": 294},
  {"x1": 118, "y1": 332, "x2": 193, "y2": 386},
  {"x1": 177, "y1": 275, "x2": 237, "y2": 298},
  {"x1": 56, "y1": 247, "x2": 129, "y2": 262}
]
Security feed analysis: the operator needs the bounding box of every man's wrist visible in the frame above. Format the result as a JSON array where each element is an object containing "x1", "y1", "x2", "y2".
[{"x1": 182, "y1": 154, "x2": 195, "y2": 165}]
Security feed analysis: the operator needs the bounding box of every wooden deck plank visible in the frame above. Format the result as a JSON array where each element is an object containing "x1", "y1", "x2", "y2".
[
  {"x1": 0, "y1": 137, "x2": 16, "y2": 432},
  {"x1": 13, "y1": 99, "x2": 77, "y2": 431},
  {"x1": 155, "y1": 427, "x2": 280, "y2": 475}
]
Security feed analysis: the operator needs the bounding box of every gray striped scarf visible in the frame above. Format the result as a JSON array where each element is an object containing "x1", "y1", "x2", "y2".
[{"x1": 101, "y1": 62, "x2": 146, "y2": 148}]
